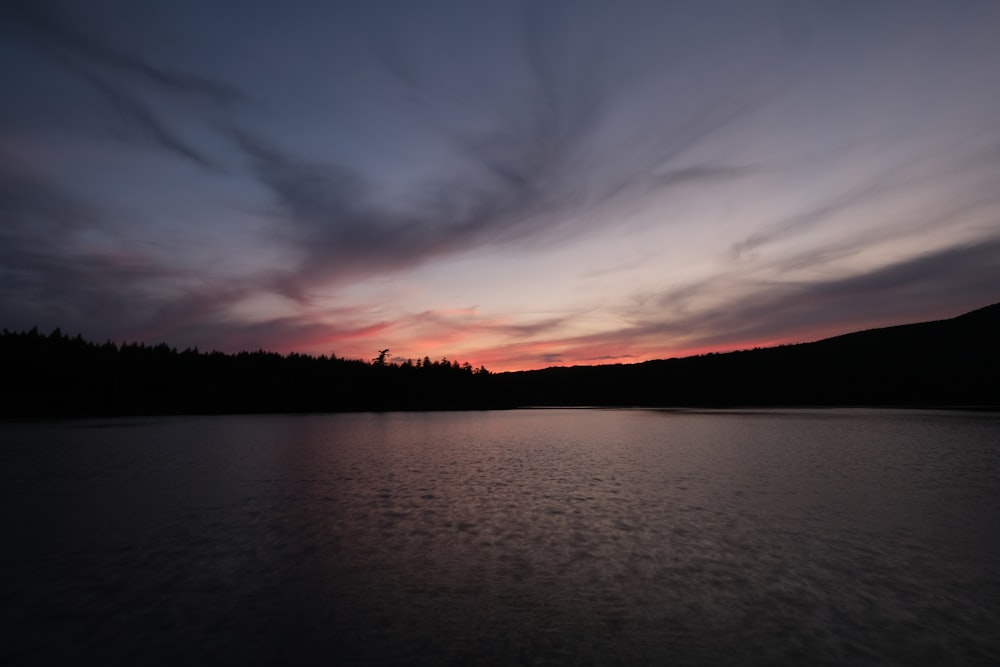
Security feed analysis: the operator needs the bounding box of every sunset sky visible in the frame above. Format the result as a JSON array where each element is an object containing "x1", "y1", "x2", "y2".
[{"x1": 3, "y1": 0, "x2": 999, "y2": 371}]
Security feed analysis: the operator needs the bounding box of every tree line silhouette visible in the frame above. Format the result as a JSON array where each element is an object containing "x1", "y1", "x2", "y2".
[
  {"x1": 0, "y1": 329, "x2": 500, "y2": 417},
  {"x1": 2, "y1": 302, "x2": 998, "y2": 418}
]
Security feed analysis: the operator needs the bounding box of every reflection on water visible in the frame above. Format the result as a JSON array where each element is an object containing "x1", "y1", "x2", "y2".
[{"x1": 2, "y1": 409, "x2": 999, "y2": 665}]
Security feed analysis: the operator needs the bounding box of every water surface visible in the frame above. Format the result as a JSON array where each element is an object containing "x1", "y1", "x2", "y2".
[{"x1": 2, "y1": 409, "x2": 998, "y2": 665}]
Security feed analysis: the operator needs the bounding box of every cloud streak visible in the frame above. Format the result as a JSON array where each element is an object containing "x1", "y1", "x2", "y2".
[
  {"x1": 5, "y1": 0, "x2": 241, "y2": 168},
  {"x1": 6, "y1": 0, "x2": 242, "y2": 103}
]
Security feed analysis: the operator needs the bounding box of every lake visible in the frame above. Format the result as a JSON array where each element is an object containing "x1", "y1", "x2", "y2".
[{"x1": 2, "y1": 409, "x2": 999, "y2": 665}]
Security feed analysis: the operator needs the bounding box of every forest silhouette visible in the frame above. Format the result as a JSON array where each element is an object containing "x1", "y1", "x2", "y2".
[{"x1": 2, "y1": 303, "x2": 998, "y2": 418}]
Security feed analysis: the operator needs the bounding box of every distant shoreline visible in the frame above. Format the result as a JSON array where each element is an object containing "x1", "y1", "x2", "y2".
[{"x1": 3, "y1": 302, "x2": 998, "y2": 419}]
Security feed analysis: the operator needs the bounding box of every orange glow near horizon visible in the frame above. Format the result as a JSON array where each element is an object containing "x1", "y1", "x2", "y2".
[{"x1": 282, "y1": 299, "x2": 956, "y2": 373}]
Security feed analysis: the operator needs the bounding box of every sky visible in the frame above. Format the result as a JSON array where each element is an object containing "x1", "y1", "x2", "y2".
[{"x1": 2, "y1": 0, "x2": 999, "y2": 371}]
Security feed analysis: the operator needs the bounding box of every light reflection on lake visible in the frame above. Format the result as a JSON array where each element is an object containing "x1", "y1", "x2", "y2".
[{"x1": 2, "y1": 409, "x2": 999, "y2": 665}]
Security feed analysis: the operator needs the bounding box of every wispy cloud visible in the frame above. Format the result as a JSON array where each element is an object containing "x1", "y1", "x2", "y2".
[
  {"x1": 0, "y1": 161, "x2": 246, "y2": 342},
  {"x1": 68, "y1": 64, "x2": 218, "y2": 169},
  {"x1": 225, "y1": 2, "x2": 767, "y2": 302},
  {"x1": 0, "y1": 166, "x2": 171, "y2": 333},
  {"x1": 6, "y1": 1, "x2": 242, "y2": 103},
  {"x1": 5, "y1": 0, "x2": 241, "y2": 168}
]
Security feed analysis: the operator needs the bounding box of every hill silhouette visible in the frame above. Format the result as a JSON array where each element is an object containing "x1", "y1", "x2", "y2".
[
  {"x1": 2, "y1": 303, "x2": 998, "y2": 418},
  {"x1": 496, "y1": 302, "x2": 1000, "y2": 408}
]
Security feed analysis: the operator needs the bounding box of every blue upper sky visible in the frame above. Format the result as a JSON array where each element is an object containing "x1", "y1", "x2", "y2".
[{"x1": 3, "y1": 0, "x2": 999, "y2": 369}]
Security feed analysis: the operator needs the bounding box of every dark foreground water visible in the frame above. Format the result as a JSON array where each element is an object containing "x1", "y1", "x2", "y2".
[{"x1": 2, "y1": 409, "x2": 999, "y2": 665}]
